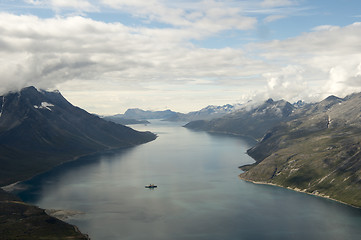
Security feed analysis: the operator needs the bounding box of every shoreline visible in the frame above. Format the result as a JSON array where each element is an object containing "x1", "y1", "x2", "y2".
[
  {"x1": 183, "y1": 127, "x2": 259, "y2": 143},
  {"x1": 1, "y1": 181, "x2": 22, "y2": 192},
  {"x1": 0, "y1": 151, "x2": 100, "y2": 192},
  {"x1": 45, "y1": 209, "x2": 85, "y2": 221},
  {"x1": 185, "y1": 128, "x2": 361, "y2": 210},
  {"x1": 238, "y1": 176, "x2": 361, "y2": 210},
  {"x1": 1, "y1": 141, "x2": 152, "y2": 190}
]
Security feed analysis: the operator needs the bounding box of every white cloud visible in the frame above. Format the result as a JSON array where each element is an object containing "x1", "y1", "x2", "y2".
[
  {"x1": 101, "y1": 0, "x2": 257, "y2": 34},
  {"x1": 1, "y1": 3, "x2": 361, "y2": 113},
  {"x1": 260, "y1": 0, "x2": 295, "y2": 8},
  {"x1": 263, "y1": 14, "x2": 286, "y2": 23},
  {"x1": 0, "y1": 13, "x2": 267, "y2": 113},
  {"x1": 52, "y1": 0, "x2": 98, "y2": 10},
  {"x1": 312, "y1": 25, "x2": 340, "y2": 32},
  {"x1": 251, "y1": 22, "x2": 361, "y2": 101},
  {"x1": 25, "y1": 0, "x2": 98, "y2": 12},
  {"x1": 25, "y1": 0, "x2": 43, "y2": 5},
  {"x1": 262, "y1": 65, "x2": 308, "y2": 101}
]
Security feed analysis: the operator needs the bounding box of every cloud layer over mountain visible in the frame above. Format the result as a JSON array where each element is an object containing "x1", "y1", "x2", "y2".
[{"x1": 1, "y1": 1, "x2": 361, "y2": 113}]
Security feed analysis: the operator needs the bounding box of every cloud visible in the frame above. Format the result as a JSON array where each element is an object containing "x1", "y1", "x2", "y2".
[
  {"x1": 25, "y1": 0, "x2": 43, "y2": 5},
  {"x1": 52, "y1": 0, "x2": 98, "y2": 10},
  {"x1": 260, "y1": 0, "x2": 295, "y2": 8},
  {"x1": 263, "y1": 14, "x2": 286, "y2": 23},
  {"x1": 1, "y1": 3, "x2": 361, "y2": 113},
  {"x1": 25, "y1": 0, "x2": 98, "y2": 12},
  {"x1": 101, "y1": 0, "x2": 257, "y2": 34},
  {"x1": 262, "y1": 65, "x2": 309, "y2": 101},
  {"x1": 251, "y1": 22, "x2": 361, "y2": 101},
  {"x1": 0, "y1": 13, "x2": 265, "y2": 98},
  {"x1": 311, "y1": 25, "x2": 340, "y2": 32}
]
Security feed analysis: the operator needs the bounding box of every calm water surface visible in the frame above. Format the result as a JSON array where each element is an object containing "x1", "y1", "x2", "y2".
[{"x1": 16, "y1": 121, "x2": 361, "y2": 240}]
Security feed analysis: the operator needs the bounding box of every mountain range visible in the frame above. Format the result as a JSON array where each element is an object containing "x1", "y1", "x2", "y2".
[
  {"x1": 168, "y1": 104, "x2": 242, "y2": 121},
  {"x1": 115, "y1": 108, "x2": 181, "y2": 120},
  {"x1": 108, "y1": 103, "x2": 242, "y2": 123},
  {"x1": 184, "y1": 99, "x2": 295, "y2": 140},
  {"x1": 184, "y1": 94, "x2": 361, "y2": 207}
]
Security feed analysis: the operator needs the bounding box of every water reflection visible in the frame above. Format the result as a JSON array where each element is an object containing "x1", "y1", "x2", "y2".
[{"x1": 16, "y1": 148, "x2": 135, "y2": 203}]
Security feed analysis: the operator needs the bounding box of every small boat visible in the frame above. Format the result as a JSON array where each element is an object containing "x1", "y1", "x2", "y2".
[{"x1": 145, "y1": 184, "x2": 157, "y2": 189}]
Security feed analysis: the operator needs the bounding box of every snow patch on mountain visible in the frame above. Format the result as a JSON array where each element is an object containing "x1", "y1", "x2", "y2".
[
  {"x1": 34, "y1": 102, "x2": 54, "y2": 111},
  {"x1": 0, "y1": 96, "x2": 5, "y2": 118}
]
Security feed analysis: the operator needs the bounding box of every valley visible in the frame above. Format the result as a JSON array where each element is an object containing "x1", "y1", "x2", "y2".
[{"x1": 1, "y1": 86, "x2": 361, "y2": 239}]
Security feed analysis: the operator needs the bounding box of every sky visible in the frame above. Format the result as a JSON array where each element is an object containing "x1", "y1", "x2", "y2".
[{"x1": 1, "y1": 0, "x2": 361, "y2": 114}]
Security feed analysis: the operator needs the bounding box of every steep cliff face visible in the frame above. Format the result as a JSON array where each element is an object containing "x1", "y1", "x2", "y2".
[
  {"x1": 240, "y1": 93, "x2": 361, "y2": 207},
  {"x1": 0, "y1": 86, "x2": 156, "y2": 186}
]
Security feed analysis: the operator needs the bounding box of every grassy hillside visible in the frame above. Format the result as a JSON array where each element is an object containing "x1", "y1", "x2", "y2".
[{"x1": 240, "y1": 94, "x2": 361, "y2": 207}]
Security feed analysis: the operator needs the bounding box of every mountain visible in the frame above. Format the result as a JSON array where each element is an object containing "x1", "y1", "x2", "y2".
[
  {"x1": 119, "y1": 108, "x2": 182, "y2": 120},
  {"x1": 184, "y1": 99, "x2": 295, "y2": 140},
  {"x1": 167, "y1": 104, "x2": 241, "y2": 121},
  {"x1": 116, "y1": 104, "x2": 242, "y2": 122},
  {"x1": 240, "y1": 93, "x2": 361, "y2": 207},
  {"x1": 0, "y1": 86, "x2": 156, "y2": 186},
  {"x1": 102, "y1": 114, "x2": 150, "y2": 125},
  {"x1": 292, "y1": 100, "x2": 307, "y2": 108}
]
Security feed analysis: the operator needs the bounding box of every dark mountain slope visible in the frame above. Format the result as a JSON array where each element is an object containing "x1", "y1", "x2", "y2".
[
  {"x1": 184, "y1": 99, "x2": 295, "y2": 140},
  {"x1": 0, "y1": 189, "x2": 89, "y2": 240},
  {"x1": 240, "y1": 93, "x2": 361, "y2": 207},
  {"x1": 0, "y1": 87, "x2": 156, "y2": 186}
]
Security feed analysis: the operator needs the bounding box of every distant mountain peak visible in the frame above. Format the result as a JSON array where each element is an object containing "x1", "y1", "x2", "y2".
[
  {"x1": 293, "y1": 100, "x2": 306, "y2": 108},
  {"x1": 324, "y1": 95, "x2": 343, "y2": 102},
  {"x1": 266, "y1": 98, "x2": 274, "y2": 104}
]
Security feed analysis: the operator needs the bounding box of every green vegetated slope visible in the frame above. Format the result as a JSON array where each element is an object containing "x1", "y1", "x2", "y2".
[
  {"x1": 0, "y1": 189, "x2": 89, "y2": 240},
  {"x1": 241, "y1": 94, "x2": 361, "y2": 207}
]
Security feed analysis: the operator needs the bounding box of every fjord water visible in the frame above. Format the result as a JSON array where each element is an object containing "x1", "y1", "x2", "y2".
[{"x1": 17, "y1": 121, "x2": 361, "y2": 240}]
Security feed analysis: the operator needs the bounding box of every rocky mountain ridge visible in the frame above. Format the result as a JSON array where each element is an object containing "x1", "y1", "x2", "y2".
[
  {"x1": 184, "y1": 98, "x2": 295, "y2": 140},
  {"x1": 112, "y1": 103, "x2": 243, "y2": 122}
]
